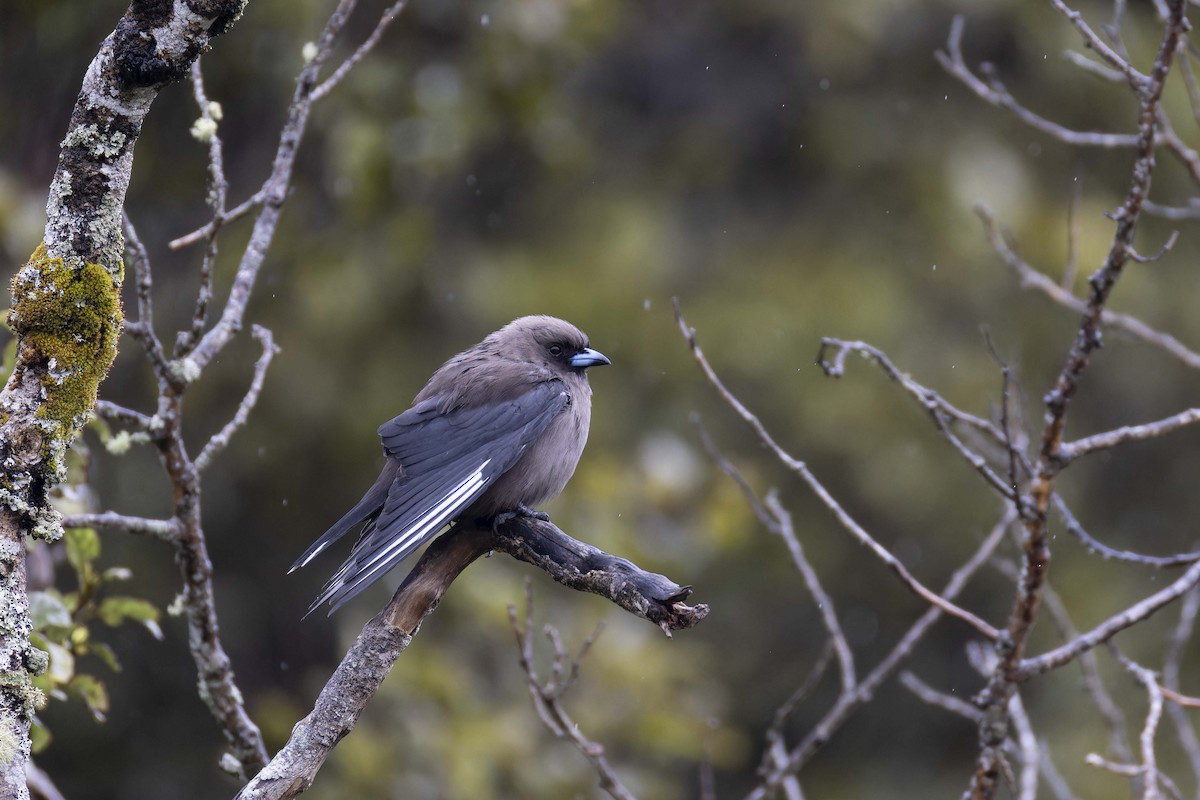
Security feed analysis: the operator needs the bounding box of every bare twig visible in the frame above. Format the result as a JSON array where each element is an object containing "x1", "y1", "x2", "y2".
[
  {"x1": 1008, "y1": 690, "x2": 1039, "y2": 800},
  {"x1": 937, "y1": 17, "x2": 1139, "y2": 149},
  {"x1": 675, "y1": 301, "x2": 999, "y2": 641},
  {"x1": 311, "y1": 0, "x2": 409, "y2": 101},
  {"x1": 1048, "y1": 0, "x2": 1151, "y2": 89},
  {"x1": 25, "y1": 761, "x2": 66, "y2": 800},
  {"x1": 509, "y1": 583, "x2": 635, "y2": 800},
  {"x1": 190, "y1": 0, "x2": 357, "y2": 373},
  {"x1": 976, "y1": 205, "x2": 1200, "y2": 371},
  {"x1": 1109, "y1": 653, "x2": 1166, "y2": 800},
  {"x1": 1057, "y1": 407, "x2": 1200, "y2": 463},
  {"x1": 175, "y1": 60, "x2": 230, "y2": 357},
  {"x1": 1018, "y1": 559, "x2": 1200, "y2": 679},
  {"x1": 899, "y1": 671, "x2": 983, "y2": 722},
  {"x1": 1143, "y1": 199, "x2": 1200, "y2": 219},
  {"x1": 1038, "y1": 739, "x2": 1081, "y2": 800},
  {"x1": 744, "y1": 510, "x2": 1014, "y2": 799},
  {"x1": 819, "y1": 337, "x2": 1017, "y2": 503},
  {"x1": 695, "y1": 420, "x2": 855, "y2": 691},
  {"x1": 195, "y1": 327, "x2": 279, "y2": 472},
  {"x1": 1051, "y1": 495, "x2": 1200, "y2": 567},
  {"x1": 1029, "y1": 574, "x2": 1136, "y2": 767},
  {"x1": 1085, "y1": 755, "x2": 1184, "y2": 800},
  {"x1": 61, "y1": 513, "x2": 177, "y2": 542},
  {"x1": 168, "y1": 193, "x2": 264, "y2": 251},
  {"x1": 1162, "y1": 586, "x2": 1200, "y2": 784},
  {"x1": 93, "y1": 401, "x2": 155, "y2": 431}
]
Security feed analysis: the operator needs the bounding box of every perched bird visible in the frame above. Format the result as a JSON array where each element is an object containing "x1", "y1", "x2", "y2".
[{"x1": 291, "y1": 316, "x2": 610, "y2": 615}]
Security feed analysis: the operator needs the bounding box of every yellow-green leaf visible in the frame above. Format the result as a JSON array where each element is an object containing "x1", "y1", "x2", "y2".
[
  {"x1": 67, "y1": 674, "x2": 109, "y2": 722},
  {"x1": 97, "y1": 596, "x2": 162, "y2": 640},
  {"x1": 65, "y1": 527, "x2": 100, "y2": 576}
]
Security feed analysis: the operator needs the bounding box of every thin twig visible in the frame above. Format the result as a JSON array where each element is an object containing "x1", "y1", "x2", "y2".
[
  {"x1": 899, "y1": 671, "x2": 983, "y2": 722},
  {"x1": 1026, "y1": 572, "x2": 1136, "y2": 767},
  {"x1": 1008, "y1": 690, "x2": 1039, "y2": 800},
  {"x1": 167, "y1": 192, "x2": 265, "y2": 251},
  {"x1": 190, "y1": 0, "x2": 359, "y2": 372},
  {"x1": 176, "y1": 60, "x2": 229, "y2": 357},
  {"x1": 937, "y1": 16, "x2": 1140, "y2": 149},
  {"x1": 1111, "y1": 653, "x2": 1166, "y2": 800},
  {"x1": 695, "y1": 419, "x2": 855, "y2": 691},
  {"x1": 509, "y1": 581, "x2": 636, "y2": 800},
  {"x1": 61, "y1": 512, "x2": 178, "y2": 542},
  {"x1": 744, "y1": 509, "x2": 1014, "y2": 799},
  {"x1": 195, "y1": 326, "x2": 279, "y2": 472},
  {"x1": 1058, "y1": 407, "x2": 1200, "y2": 463},
  {"x1": 1052, "y1": 495, "x2": 1200, "y2": 567},
  {"x1": 1048, "y1": 0, "x2": 1152, "y2": 89},
  {"x1": 976, "y1": 204, "x2": 1200, "y2": 371},
  {"x1": 1018, "y1": 559, "x2": 1200, "y2": 679},
  {"x1": 93, "y1": 400, "x2": 156, "y2": 431},
  {"x1": 675, "y1": 301, "x2": 999, "y2": 641},
  {"x1": 819, "y1": 337, "x2": 1017, "y2": 503},
  {"x1": 1161, "y1": 586, "x2": 1200, "y2": 784},
  {"x1": 311, "y1": 0, "x2": 409, "y2": 101}
]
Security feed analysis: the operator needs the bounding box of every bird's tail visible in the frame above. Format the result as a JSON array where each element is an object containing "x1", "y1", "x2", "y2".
[{"x1": 289, "y1": 460, "x2": 400, "y2": 573}]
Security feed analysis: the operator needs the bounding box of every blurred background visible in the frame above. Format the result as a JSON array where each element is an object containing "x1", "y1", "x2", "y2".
[{"x1": 4, "y1": 0, "x2": 1200, "y2": 797}]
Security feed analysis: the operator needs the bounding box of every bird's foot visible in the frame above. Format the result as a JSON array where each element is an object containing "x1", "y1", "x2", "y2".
[{"x1": 492, "y1": 504, "x2": 550, "y2": 532}]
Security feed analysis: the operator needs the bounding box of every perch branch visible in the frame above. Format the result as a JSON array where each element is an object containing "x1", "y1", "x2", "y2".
[{"x1": 236, "y1": 516, "x2": 705, "y2": 798}]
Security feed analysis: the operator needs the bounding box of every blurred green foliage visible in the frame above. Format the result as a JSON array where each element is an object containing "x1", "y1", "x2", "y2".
[
  {"x1": 29, "y1": 437, "x2": 162, "y2": 756},
  {"x1": 3, "y1": 0, "x2": 1200, "y2": 797}
]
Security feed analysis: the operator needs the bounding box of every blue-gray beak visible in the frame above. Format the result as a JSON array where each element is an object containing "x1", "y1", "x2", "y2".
[{"x1": 570, "y1": 347, "x2": 610, "y2": 369}]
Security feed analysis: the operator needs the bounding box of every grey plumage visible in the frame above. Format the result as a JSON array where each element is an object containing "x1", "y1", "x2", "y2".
[{"x1": 292, "y1": 316, "x2": 609, "y2": 615}]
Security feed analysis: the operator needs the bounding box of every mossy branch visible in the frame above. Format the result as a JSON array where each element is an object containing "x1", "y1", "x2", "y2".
[{"x1": 0, "y1": 1, "x2": 250, "y2": 796}]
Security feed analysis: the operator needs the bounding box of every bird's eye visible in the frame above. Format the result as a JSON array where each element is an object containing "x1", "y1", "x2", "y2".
[{"x1": 548, "y1": 344, "x2": 564, "y2": 357}]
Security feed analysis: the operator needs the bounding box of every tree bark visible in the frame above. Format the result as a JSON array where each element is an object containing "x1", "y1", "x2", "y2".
[{"x1": 0, "y1": 2, "x2": 250, "y2": 795}]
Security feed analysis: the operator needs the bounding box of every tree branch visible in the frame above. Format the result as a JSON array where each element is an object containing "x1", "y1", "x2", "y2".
[
  {"x1": 509, "y1": 584, "x2": 635, "y2": 800},
  {"x1": 675, "y1": 301, "x2": 999, "y2": 641},
  {"x1": 0, "y1": 2, "x2": 249, "y2": 794},
  {"x1": 237, "y1": 517, "x2": 706, "y2": 798},
  {"x1": 968, "y1": 2, "x2": 1189, "y2": 794}
]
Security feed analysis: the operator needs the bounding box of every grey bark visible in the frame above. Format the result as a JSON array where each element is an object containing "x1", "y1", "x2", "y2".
[{"x1": 0, "y1": 2, "x2": 250, "y2": 796}]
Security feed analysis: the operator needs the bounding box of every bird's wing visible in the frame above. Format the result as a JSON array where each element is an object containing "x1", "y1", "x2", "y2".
[
  {"x1": 307, "y1": 380, "x2": 570, "y2": 614},
  {"x1": 289, "y1": 459, "x2": 401, "y2": 572}
]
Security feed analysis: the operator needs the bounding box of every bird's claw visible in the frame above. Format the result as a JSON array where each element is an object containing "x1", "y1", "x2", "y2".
[{"x1": 492, "y1": 504, "x2": 550, "y2": 532}]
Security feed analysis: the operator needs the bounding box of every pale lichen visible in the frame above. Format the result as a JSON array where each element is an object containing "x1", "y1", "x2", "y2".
[
  {"x1": 190, "y1": 116, "x2": 218, "y2": 143},
  {"x1": 168, "y1": 356, "x2": 201, "y2": 384}
]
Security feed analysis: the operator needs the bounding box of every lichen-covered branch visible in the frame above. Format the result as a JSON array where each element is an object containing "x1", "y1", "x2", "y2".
[
  {"x1": 236, "y1": 517, "x2": 706, "y2": 799},
  {"x1": 0, "y1": 2, "x2": 248, "y2": 795}
]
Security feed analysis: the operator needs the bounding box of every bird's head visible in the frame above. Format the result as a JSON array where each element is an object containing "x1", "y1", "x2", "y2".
[{"x1": 496, "y1": 315, "x2": 610, "y2": 375}]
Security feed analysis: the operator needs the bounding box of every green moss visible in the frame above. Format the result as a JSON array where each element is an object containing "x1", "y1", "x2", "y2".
[{"x1": 7, "y1": 243, "x2": 123, "y2": 474}]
